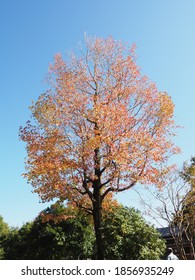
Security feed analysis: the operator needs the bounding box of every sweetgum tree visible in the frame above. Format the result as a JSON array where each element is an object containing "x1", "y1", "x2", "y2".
[{"x1": 20, "y1": 36, "x2": 179, "y2": 259}]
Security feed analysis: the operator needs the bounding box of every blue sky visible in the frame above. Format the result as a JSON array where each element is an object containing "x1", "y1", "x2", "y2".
[{"x1": 1, "y1": 0, "x2": 195, "y2": 227}]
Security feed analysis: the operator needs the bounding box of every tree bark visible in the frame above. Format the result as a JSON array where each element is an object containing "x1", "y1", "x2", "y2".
[
  {"x1": 92, "y1": 187, "x2": 104, "y2": 259},
  {"x1": 91, "y1": 100, "x2": 104, "y2": 259}
]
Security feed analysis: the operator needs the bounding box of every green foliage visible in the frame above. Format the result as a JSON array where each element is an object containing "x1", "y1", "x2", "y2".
[
  {"x1": 27, "y1": 212, "x2": 94, "y2": 260},
  {"x1": 179, "y1": 157, "x2": 195, "y2": 246},
  {"x1": 180, "y1": 157, "x2": 195, "y2": 205},
  {"x1": 0, "y1": 216, "x2": 9, "y2": 259},
  {"x1": 3, "y1": 207, "x2": 94, "y2": 260},
  {"x1": 1, "y1": 205, "x2": 165, "y2": 260},
  {"x1": 3, "y1": 223, "x2": 33, "y2": 260},
  {"x1": 180, "y1": 157, "x2": 195, "y2": 185},
  {"x1": 102, "y1": 206, "x2": 166, "y2": 260}
]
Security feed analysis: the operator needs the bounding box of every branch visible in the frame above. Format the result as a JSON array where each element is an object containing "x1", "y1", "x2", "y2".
[
  {"x1": 101, "y1": 181, "x2": 136, "y2": 201},
  {"x1": 101, "y1": 187, "x2": 114, "y2": 201},
  {"x1": 86, "y1": 117, "x2": 96, "y2": 124},
  {"x1": 82, "y1": 171, "x2": 93, "y2": 201},
  {"x1": 72, "y1": 199, "x2": 93, "y2": 215},
  {"x1": 100, "y1": 177, "x2": 113, "y2": 188},
  {"x1": 136, "y1": 190, "x2": 166, "y2": 227},
  {"x1": 100, "y1": 165, "x2": 107, "y2": 175}
]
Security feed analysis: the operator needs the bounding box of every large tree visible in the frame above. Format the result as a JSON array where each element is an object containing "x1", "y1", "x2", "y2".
[{"x1": 19, "y1": 36, "x2": 179, "y2": 259}]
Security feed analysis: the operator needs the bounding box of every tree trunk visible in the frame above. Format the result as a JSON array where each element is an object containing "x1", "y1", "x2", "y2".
[{"x1": 92, "y1": 188, "x2": 104, "y2": 260}]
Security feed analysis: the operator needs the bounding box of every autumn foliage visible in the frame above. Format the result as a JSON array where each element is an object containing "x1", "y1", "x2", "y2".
[{"x1": 19, "y1": 36, "x2": 179, "y2": 259}]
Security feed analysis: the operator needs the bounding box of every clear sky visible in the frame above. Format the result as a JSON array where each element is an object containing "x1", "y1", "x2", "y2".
[{"x1": 1, "y1": 0, "x2": 195, "y2": 227}]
